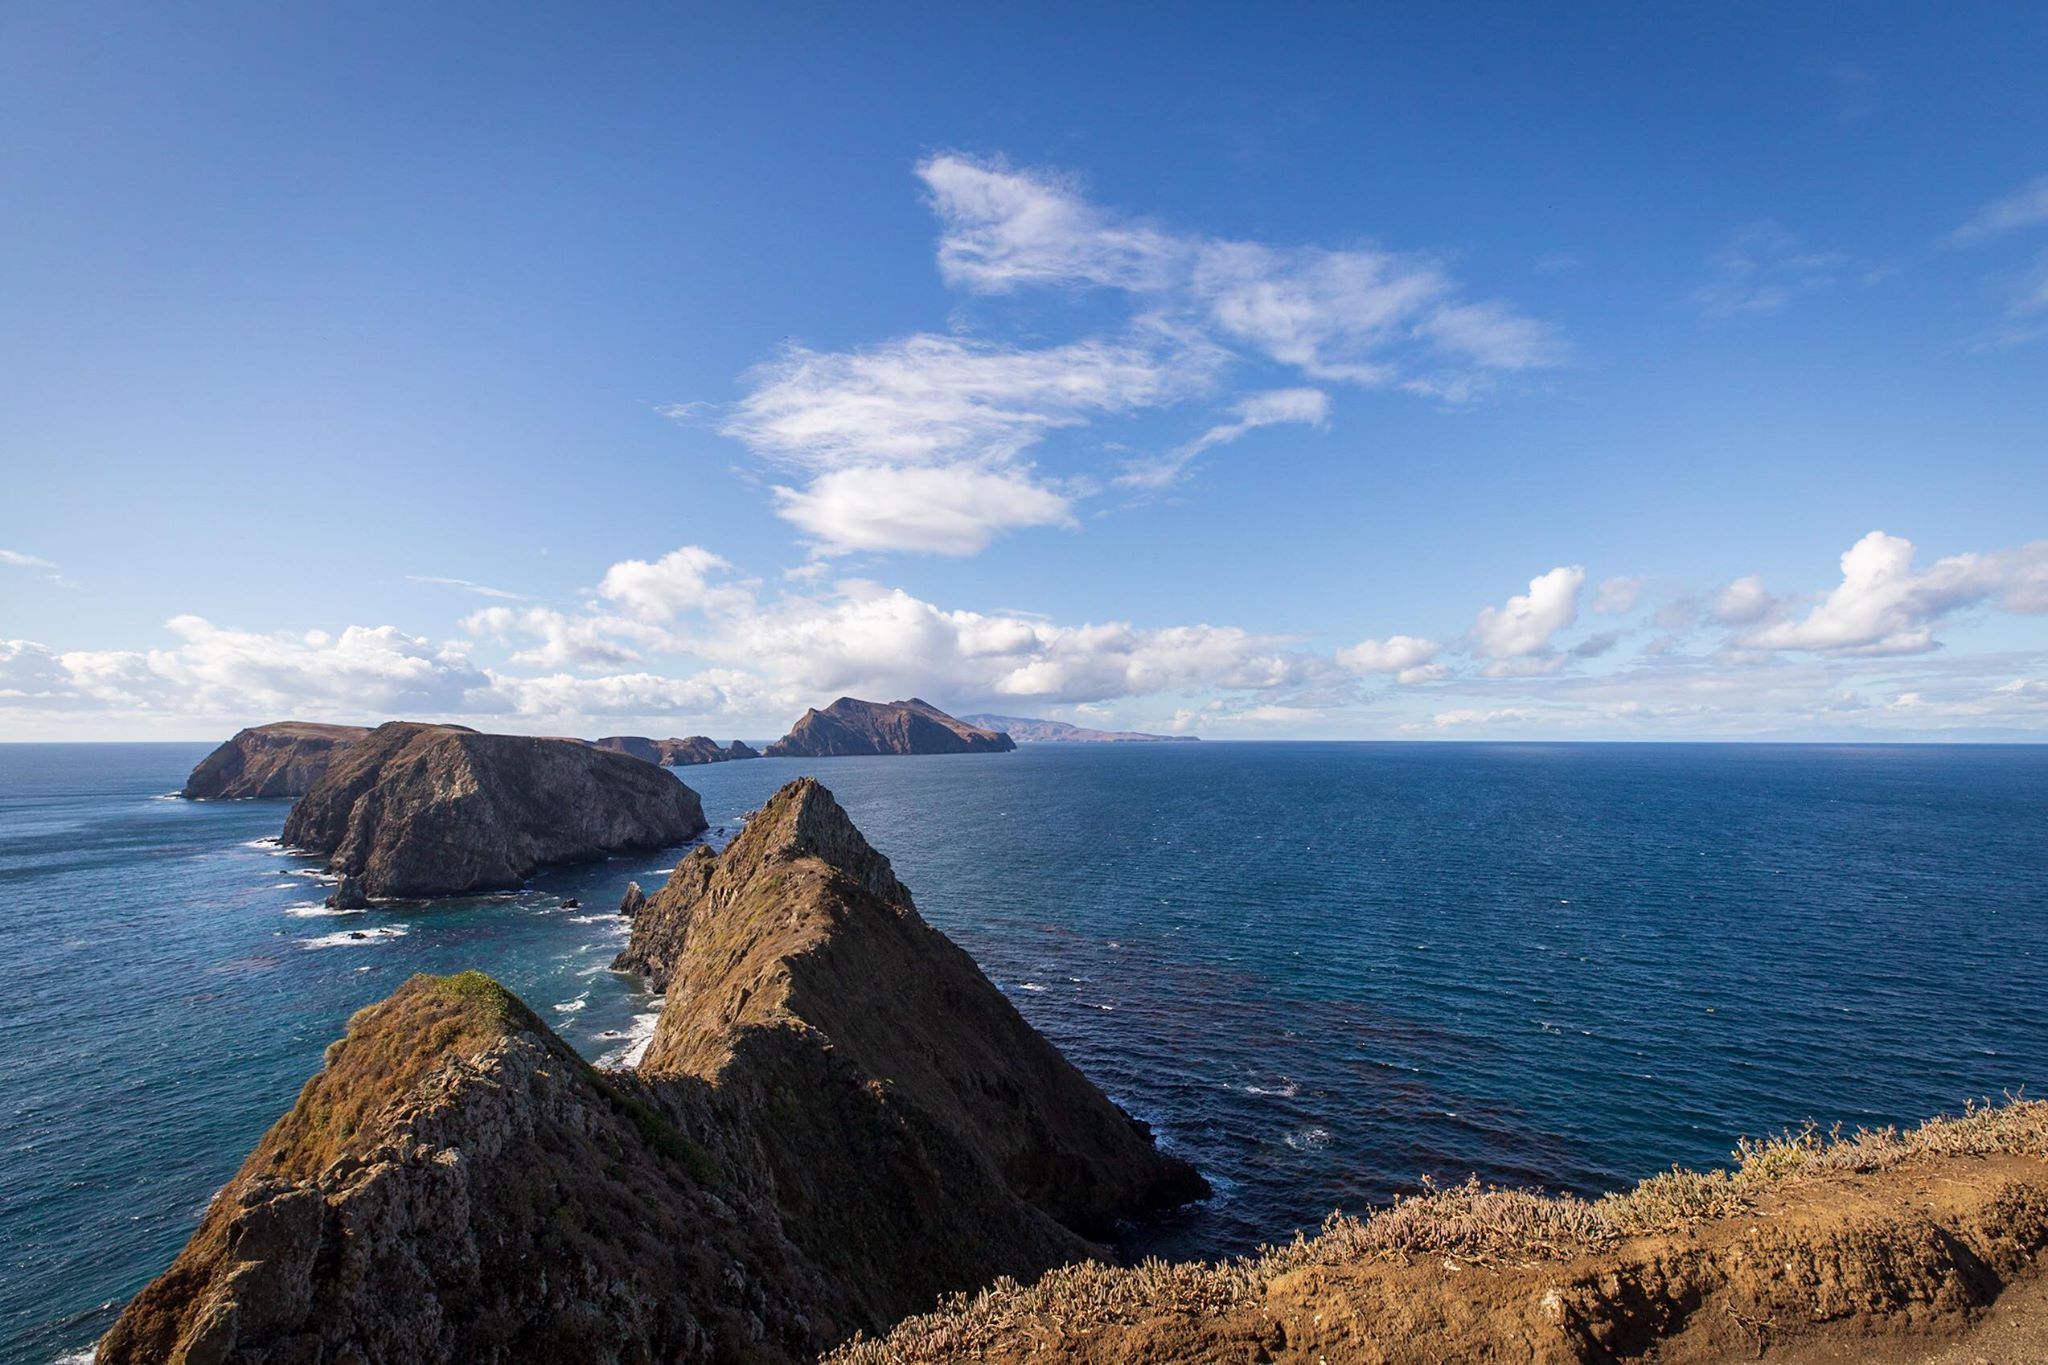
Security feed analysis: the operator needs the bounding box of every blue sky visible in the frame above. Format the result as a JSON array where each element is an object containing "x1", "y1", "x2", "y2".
[{"x1": 2, "y1": 3, "x2": 2045, "y2": 740}]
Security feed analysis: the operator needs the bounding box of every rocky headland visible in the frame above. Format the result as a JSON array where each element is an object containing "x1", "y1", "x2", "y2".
[
  {"x1": 280, "y1": 722, "x2": 707, "y2": 898},
  {"x1": 180, "y1": 721, "x2": 371, "y2": 799},
  {"x1": 960, "y1": 714, "x2": 1200, "y2": 744},
  {"x1": 765, "y1": 697, "x2": 1016, "y2": 758},
  {"x1": 104, "y1": 779, "x2": 1205, "y2": 1361}
]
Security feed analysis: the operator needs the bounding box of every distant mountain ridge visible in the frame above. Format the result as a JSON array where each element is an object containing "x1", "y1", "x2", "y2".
[
  {"x1": 961, "y1": 714, "x2": 1197, "y2": 744},
  {"x1": 766, "y1": 697, "x2": 1016, "y2": 757}
]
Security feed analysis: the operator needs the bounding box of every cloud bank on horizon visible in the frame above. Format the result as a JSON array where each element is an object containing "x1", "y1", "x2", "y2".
[
  {"x1": 5, "y1": 522, "x2": 2045, "y2": 741},
  {"x1": 3, "y1": 155, "x2": 2046, "y2": 742}
]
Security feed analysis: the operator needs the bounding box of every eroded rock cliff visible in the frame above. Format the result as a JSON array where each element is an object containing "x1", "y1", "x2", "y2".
[
  {"x1": 181, "y1": 722, "x2": 371, "y2": 799},
  {"x1": 280, "y1": 722, "x2": 707, "y2": 898},
  {"x1": 765, "y1": 697, "x2": 1016, "y2": 758}
]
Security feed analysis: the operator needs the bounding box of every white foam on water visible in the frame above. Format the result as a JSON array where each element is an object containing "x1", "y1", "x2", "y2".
[
  {"x1": 554, "y1": 993, "x2": 589, "y2": 1015},
  {"x1": 1283, "y1": 1126, "x2": 1332, "y2": 1151},
  {"x1": 599, "y1": 1005, "x2": 663, "y2": 1067},
  {"x1": 567, "y1": 913, "x2": 621, "y2": 925},
  {"x1": 285, "y1": 903, "x2": 364, "y2": 918},
  {"x1": 301, "y1": 925, "x2": 409, "y2": 949},
  {"x1": 1017, "y1": 981, "x2": 1048, "y2": 992}
]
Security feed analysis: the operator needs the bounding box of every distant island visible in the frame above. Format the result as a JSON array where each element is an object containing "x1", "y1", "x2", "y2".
[
  {"x1": 766, "y1": 696, "x2": 1015, "y2": 757},
  {"x1": 281, "y1": 722, "x2": 707, "y2": 899},
  {"x1": 960, "y1": 713, "x2": 1198, "y2": 744},
  {"x1": 593, "y1": 734, "x2": 761, "y2": 766}
]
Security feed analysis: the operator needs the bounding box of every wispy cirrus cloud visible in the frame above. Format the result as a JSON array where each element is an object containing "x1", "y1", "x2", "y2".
[
  {"x1": 693, "y1": 154, "x2": 1562, "y2": 558},
  {"x1": 406, "y1": 575, "x2": 531, "y2": 601},
  {"x1": 1691, "y1": 222, "x2": 1846, "y2": 317},
  {"x1": 1115, "y1": 387, "x2": 1329, "y2": 492}
]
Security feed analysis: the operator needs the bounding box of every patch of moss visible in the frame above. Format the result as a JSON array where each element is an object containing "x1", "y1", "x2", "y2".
[{"x1": 425, "y1": 970, "x2": 544, "y2": 1033}]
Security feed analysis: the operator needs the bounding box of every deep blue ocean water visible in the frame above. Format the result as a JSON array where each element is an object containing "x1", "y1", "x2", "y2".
[{"x1": 3, "y1": 740, "x2": 2044, "y2": 1362}]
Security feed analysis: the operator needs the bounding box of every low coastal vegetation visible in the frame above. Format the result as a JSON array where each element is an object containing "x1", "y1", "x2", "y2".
[{"x1": 831, "y1": 1097, "x2": 2048, "y2": 1362}]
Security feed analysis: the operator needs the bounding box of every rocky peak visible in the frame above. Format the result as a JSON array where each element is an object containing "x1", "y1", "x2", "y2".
[{"x1": 617, "y1": 778, "x2": 1207, "y2": 1326}]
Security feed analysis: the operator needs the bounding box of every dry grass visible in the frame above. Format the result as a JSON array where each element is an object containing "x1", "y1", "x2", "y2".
[{"x1": 826, "y1": 1095, "x2": 2046, "y2": 1364}]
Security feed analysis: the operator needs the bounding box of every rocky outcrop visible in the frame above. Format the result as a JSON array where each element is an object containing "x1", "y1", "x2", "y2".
[
  {"x1": 327, "y1": 874, "x2": 369, "y2": 910},
  {"x1": 180, "y1": 722, "x2": 371, "y2": 798},
  {"x1": 97, "y1": 972, "x2": 833, "y2": 1365},
  {"x1": 616, "y1": 778, "x2": 1205, "y2": 1326},
  {"x1": 617, "y1": 880, "x2": 647, "y2": 918},
  {"x1": 961, "y1": 713, "x2": 1200, "y2": 743},
  {"x1": 724, "y1": 739, "x2": 761, "y2": 761},
  {"x1": 281, "y1": 723, "x2": 707, "y2": 898},
  {"x1": 765, "y1": 697, "x2": 1016, "y2": 758}
]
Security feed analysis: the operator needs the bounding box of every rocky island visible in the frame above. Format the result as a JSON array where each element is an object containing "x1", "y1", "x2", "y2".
[
  {"x1": 280, "y1": 721, "x2": 707, "y2": 898},
  {"x1": 765, "y1": 696, "x2": 1016, "y2": 757},
  {"x1": 961, "y1": 713, "x2": 1200, "y2": 743},
  {"x1": 180, "y1": 721, "x2": 371, "y2": 798}
]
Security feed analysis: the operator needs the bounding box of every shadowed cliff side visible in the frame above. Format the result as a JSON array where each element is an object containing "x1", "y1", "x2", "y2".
[
  {"x1": 181, "y1": 722, "x2": 371, "y2": 799},
  {"x1": 98, "y1": 972, "x2": 832, "y2": 1365},
  {"x1": 281, "y1": 722, "x2": 707, "y2": 898},
  {"x1": 616, "y1": 777, "x2": 1207, "y2": 1328}
]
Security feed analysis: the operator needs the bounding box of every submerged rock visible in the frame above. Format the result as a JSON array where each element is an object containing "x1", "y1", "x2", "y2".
[
  {"x1": 764, "y1": 697, "x2": 1016, "y2": 758},
  {"x1": 181, "y1": 721, "x2": 371, "y2": 799},
  {"x1": 281, "y1": 722, "x2": 707, "y2": 899}
]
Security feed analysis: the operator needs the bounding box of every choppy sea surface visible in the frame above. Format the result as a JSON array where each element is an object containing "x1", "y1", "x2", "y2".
[{"x1": 3, "y1": 740, "x2": 2044, "y2": 1362}]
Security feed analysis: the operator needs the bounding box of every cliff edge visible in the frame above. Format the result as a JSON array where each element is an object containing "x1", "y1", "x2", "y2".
[{"x1": 181, "y1": 722, "x2": 371, "y2": 799}]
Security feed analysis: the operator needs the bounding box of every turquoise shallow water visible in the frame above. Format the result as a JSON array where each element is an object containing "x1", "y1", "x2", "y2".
[{"x1": 2, "y1": 740, "x2": 2044, "y2": 1362}]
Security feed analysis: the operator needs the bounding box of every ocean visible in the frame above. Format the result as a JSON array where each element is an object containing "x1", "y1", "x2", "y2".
[{"x1": 2, "y1": 740, "x2": 2043, "y2": 1363}]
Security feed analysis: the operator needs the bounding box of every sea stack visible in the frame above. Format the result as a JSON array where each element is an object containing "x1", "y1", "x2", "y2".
[
  {"x1": 281, "y1": 722, "x2": 707, "y2": 898},
  {"x1": 180, "y1": 721, "x2": 371, "y2": 799},
  {"x1": 764, "y1": 697, "x2": 1017, "y2": 758}
]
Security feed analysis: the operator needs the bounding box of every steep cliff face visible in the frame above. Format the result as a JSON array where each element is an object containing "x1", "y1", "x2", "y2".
[
  {"x1": 181, "y1": 722, "x2": 371, "y2": 799},
  {"x1": 616, "y1": 778, "x2": 1206, "y2": 1326},
  {"x1": 764, "y1": 697, "x2": 1017, "y2": 758},
  {"x1": 98, "y1": 973, "x2": 831, "y2": 1365},
  {"x1": 281, "y1": 723, "x2": 707, "y2": 898}
]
